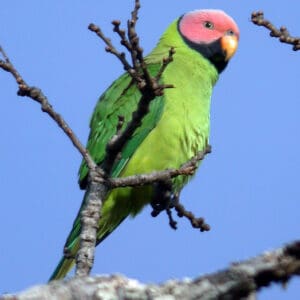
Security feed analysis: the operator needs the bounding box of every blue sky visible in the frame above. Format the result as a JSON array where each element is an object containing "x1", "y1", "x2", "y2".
[{"x1": 1, "y1": 1, "x2": 300, "y2": 299}]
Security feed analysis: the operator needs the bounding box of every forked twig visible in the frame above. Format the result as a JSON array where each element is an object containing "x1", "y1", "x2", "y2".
[{"x1": 88, "y1": 1, "x2": 175, "y2": 176}]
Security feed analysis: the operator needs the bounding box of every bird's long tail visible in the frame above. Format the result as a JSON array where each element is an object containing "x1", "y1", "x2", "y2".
[
  {"x1": 49, "y1": 254, "x2": 76, "y2": 281},
  {"x1": 48, "y1": 220, "x2": 125, "y2": 281},
  {"x1": 48, "y1": 188, "x2": 130, "y2": 281},
  {"x1": 48, "y1": 190, "x2": 85, "y2": 281}
]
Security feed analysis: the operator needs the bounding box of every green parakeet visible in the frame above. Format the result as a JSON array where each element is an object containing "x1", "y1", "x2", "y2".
[{"x1": 50, "y1": 9, "x2": 239, "y2": 280}]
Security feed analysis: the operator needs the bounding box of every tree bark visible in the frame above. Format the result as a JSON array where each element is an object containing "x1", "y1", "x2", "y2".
[{"x1": 2, "y1": 240, "x2": 299, "y2": 300}]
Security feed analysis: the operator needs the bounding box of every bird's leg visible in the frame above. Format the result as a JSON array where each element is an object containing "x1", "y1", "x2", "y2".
[
  {"x1": 151, "y1": 181, "x2": 182, "y2": 230},
  {"x1": 165, "y1": 191, "x2": 181, "y2": 230},
  {"x1": 150, "y1": 180, "x2": 173, "y2": 217}
]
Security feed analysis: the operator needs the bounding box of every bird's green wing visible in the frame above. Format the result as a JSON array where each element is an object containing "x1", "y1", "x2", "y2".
[
  {"x1": 66, "y1": 63, "x2": 164, "y2": 246},
  {"x1": 79, "y1": 63, "x2": 164, "y2": 187}
]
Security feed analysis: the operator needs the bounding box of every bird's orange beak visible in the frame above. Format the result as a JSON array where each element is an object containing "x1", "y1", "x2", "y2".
[{"x1": 221, "y1": 35, "x2": 238, "y2": 61}]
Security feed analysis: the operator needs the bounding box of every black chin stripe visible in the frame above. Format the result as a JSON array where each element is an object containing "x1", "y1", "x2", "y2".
[
  {"x1": 177, "y1": 18, "x2": 228, "y2": 73},
  {"x1": 182, "y1": 38, "x2": 228, "y2": 73}
]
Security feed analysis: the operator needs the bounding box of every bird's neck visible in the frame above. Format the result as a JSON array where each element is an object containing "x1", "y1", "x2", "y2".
[{"x1": 147, "y1": 19, "x2": 219, "y2": 87}]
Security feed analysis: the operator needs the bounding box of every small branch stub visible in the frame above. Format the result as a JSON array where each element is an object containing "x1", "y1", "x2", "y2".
[{"x1": 251, "y1": 11, "x2": 300, "y2": 51}]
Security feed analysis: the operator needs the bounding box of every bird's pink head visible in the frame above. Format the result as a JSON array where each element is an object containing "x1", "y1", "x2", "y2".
[
  {"x1": 179, "y1": 10, "x2": 239, "y2": 44},
  {"x1": 179, "y1": 9, "x2": 239, "y2": 72}
]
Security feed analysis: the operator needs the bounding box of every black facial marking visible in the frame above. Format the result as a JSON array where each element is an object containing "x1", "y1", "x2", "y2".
[{"x1": 178, "y1": 17, "x2": 228, "y2": 73}]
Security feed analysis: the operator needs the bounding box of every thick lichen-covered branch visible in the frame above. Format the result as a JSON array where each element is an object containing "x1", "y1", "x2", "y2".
[
  {"x1": 251, "y1": 11, "x2": 300, "y2": 51},
  {"x1": 3, "y1": 240, "x2": 300, "y2": 300}
]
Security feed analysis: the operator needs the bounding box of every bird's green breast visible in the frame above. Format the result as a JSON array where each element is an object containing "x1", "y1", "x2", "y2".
[
  {"x1": 113, "y1": 43, "x2": 218, "y2": 217},
  {"x1": 98, "y1": 19, "x2": 219, "y2": 225},
  {"x1": 122, "y1": 44, "x2": 218, "y2": 180}
]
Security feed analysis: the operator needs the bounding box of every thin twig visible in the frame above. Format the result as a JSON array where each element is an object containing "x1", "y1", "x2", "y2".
[
  {"x1": 0, "y1": 46, "x2": 97, "y2": 171},
  {"x1": 88, "y1": 24, "x2": 134, "y2": 76},
  {"x1": 175, "y1": 202, "x2": 210, "y2": 232},
  {"x1": 128, "y1": 0, "x2": 141, "y2": 71},
  {"x1": 251, "y1": 11, "x2": 300, "y2": 51},
  {"x1": 155, "y1": 48, "x2": 175, "y2": 82},
  {"x1": 107, "y1": 145, "x2": 211, "y2": 188}
]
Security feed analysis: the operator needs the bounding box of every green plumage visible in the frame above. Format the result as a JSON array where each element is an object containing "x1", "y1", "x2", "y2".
[{"x1": 49, "y1": 19, "x2": 218, "y2": 280}]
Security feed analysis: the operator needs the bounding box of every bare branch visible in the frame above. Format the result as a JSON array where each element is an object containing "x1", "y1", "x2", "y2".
[
  {"x1": 127, "y1": 0, "x2": 142, "y2": 71},
  {"x1": 0, "y1": 46, "x2": 97, "y2": 171},
  {"x1": 174, "y1": 201, "x2": 210, "y2": 232},
  {"x1": 76, "y1": 1, "x2": 175, "y2": 275},
  {"x1": 75, "y1": 177, "x2": 107, "y2": 277},
  {"x1": 88, "y1": 2, "x2": 175, "y2": 176},
  {"x1": 251, "y1": 11, "x2": 300, "y2": 51},
  {"x1": 88, "y1": 23, "x2": 134, "y2": 76},
  {"x1": 130, "y1": 0, "x2": 140, "y2": 26},
  {"x1": 0, "y1": 45, "x2": 105, "y2": 278},
  {"x1": 107, "y1": 146, "x2": 211, "y2": 188},
  {"x1": 4, "y1": 240, "x2": 300, "y2": 300}
]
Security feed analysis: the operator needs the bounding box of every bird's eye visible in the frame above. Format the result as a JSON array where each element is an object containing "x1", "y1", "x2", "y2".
[
  {"x1": 203, "y1": 21, "x2": 214, "y2": 29},
  {"x1": 226, "y1": 29, "x2": 235, "y2": 36}
]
